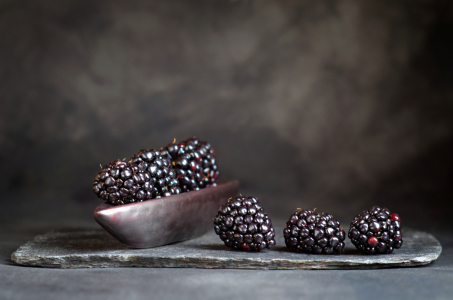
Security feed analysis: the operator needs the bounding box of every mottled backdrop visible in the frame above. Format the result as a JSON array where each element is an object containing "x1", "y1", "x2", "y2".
[{"x1": 1, "y1": 0, "x2": 452, "y2": 230}]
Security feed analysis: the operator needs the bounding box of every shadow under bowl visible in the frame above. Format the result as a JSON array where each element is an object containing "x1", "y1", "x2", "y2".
[{"x1": 94, "y1": 180, "x2": 240, "y2": 248}]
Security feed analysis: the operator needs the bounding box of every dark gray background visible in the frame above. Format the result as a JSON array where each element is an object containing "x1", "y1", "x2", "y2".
[{"x1": 1, "y1": 0, "x2": 452, "y2": 232}]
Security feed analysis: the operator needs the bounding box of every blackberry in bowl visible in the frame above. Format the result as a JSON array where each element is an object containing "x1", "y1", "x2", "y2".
[
  {"x1": 92, "y1": 160, "x2": 155, "y2": 205},
  {"x1": 213, "y1": 196, "x2": 276, "y2": 251},
  {"x1": 283, "y1": 209, "x2": 345, "y2": 254},
  {"x1": 129, "y1": 148, "x2": 181, "y2": 197},
  {"x1": 166, "y1": 137, "x2": 219, "y2": 192},
  {"x1": 348, "y1": 206, "x2": 403, "y2": 254}
]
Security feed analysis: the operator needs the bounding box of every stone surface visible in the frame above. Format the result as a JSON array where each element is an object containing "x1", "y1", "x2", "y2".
[{"x1": 11, "y1": 227, "x2": 441, "y2": 269}]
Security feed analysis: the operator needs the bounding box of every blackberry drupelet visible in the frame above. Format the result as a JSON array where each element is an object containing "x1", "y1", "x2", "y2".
[
  {"x1": 129, "y1": 148, "x2": 181, "y2": 198},
  {"x1": 213, "y1": 196, "x2": 276, "y2": 251},
  {"x1": 348, "y1": 206, "x2": 403, "y2": 254},
  {"x1": 283, "y1": 209, "x2": 345, "y2": 254},
  {"x1": 166, "y1": 137, "x2": 219, "y2": 192},
  {"x1": 92, "y1": 160, "x2": 155, "y2": 205}
]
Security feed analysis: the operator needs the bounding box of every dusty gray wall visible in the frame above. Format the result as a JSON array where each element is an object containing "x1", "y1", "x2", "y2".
[{"x1": 1, "y1": 0, "x2": 452, "y2": 229}]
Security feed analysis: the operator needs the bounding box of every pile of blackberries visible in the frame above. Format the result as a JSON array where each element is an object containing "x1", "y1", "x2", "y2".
[
  {"x1": 92, "y1": 137, "x2": 219, "y2": 205},
  {"x1": 214, "y1": 200, "x2": 403, "y2": 254}
]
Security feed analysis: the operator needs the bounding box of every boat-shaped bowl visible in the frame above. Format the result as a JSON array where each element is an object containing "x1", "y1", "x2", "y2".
[{"x1": 94, "y1": 180, "x2": 240, "y2": 248}]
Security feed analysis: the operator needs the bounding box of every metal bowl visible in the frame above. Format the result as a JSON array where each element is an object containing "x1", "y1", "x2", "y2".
[{"x1": 94, "y1": 180, "x2": 240, "y2": 248}]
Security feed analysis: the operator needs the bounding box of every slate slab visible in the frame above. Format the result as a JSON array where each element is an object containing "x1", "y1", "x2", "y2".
[{"x1": 11, "y1": 227, "x2": 441, "y2": 269}]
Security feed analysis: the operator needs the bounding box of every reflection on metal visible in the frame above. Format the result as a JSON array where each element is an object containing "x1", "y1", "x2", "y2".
[{"x1": 94, "y1": 180, "x2": 240, "y2": 248}]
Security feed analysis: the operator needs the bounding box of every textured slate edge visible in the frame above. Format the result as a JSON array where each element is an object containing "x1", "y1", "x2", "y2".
[
  {"x1": 11, "y1": 255, "x2": 442, "y2": 270},
  {"x1": 11, "y1": 229, "x2": 442, "y2": 270}
]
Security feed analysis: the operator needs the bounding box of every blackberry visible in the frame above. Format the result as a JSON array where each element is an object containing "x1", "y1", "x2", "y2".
[
  {"x1": 348, "y1": 206, "x2": 403, "y2": 254},
  {"x1": 213, "y1": 196, "x2": 276, "y2": 251},
  {"x1": 283, "y1": 209, "x2": 345, "y2": 254},
  {"x1": 129, "y1": 148, "x2": 181, "y2": 198},
  {"x1": 166, "y1": 137, "x2": 219, "y2": 192},
  {"x1": 92, "y1": 160, "x2": 155, "y2": 205}
]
